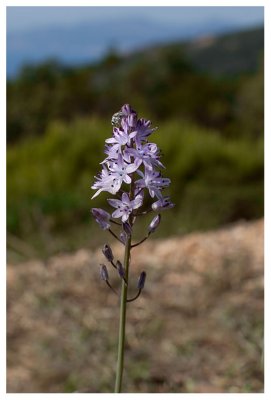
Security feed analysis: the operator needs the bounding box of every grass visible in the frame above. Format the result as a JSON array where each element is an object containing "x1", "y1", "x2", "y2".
[{"x1": 7, "y1": 219, "x2": 263, "y2": 392}]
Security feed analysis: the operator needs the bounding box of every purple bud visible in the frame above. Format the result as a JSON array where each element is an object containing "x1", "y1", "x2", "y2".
[
  {"x1": 151, "y1": 197, "x2": 175, "y2": 212},
  {"x1": 91, "y1": 208, "x2": 111, "y2": 230},
  {"x1": 102, "y1": 244, "x2": 114, "y2": 262},
  {"x1": 116, "y1": 260, "x2": 125, "y2": 278},
  {"x1": 121, "y1": 104, "x2": 137, "y2": 117},
  {"x1": 123, "y1": 222, "x2": 132, "y2": 236},
  {"x1": 128, "y1": 113, "x2": 137, "y2": 128},
  {"x1": 137, "y1": 271, "x2": 146, "y2": 290},
  {"x1": 148, "y1": 214, "x2": 161, "y2": 234},
  {"x1": 100, "y1": 264, "x2": 109, "y2": 281},
  {"x1": 120, "y1": 232, "x2": 127, "y2": 244}
]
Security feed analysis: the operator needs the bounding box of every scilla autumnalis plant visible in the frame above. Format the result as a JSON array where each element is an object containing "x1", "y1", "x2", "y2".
[{"x1": 91, "y1": 104, "x2": 174, "y2": 392}]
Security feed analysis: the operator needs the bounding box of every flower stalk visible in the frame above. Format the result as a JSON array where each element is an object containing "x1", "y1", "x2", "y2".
[{"x1": 115, "y1": 232, "x2": 132, "y2": 392}]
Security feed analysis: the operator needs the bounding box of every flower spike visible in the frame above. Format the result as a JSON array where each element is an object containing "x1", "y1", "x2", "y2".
[{"x1": 91, "y1": 104, "x2": 174, "y2": 392}]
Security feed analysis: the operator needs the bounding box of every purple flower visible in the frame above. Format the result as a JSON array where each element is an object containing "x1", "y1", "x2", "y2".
[
  {"x1": 91, "y1": 104, "x2": 173, "y2": 219},
  {"x1": 91, "y1": 166, "x2": 122, "y2": 199},
  {"x1": 152, "y1": 196, "x2": 175, "y2": 211},
  {"x1": 92, "y1": 105, "x2": 174, "y2": 308},
  {"x1": 107, "y1": 154, "x2": 140, "y2": 185},
  {"x1": 125, "y1": 142, "x2": 164, "y2": 171},
  {"x1": 105, "y1": 125, "x2": 136, "y2": 149},
  {"x1": 108, "y1": 192, "x2": 143, "y2": 222},
  {"x1": 134, "y1": 118, "x2": 157, "y2": 147},
  {"x1": 91, "y1": 208, "x2": 111, "y2": 230},
  {"x1": 136, "y1": 169, "x2": 171, "y2": 199}
]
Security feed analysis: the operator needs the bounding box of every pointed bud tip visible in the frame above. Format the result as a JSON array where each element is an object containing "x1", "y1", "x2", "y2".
[
  {"x1": 137, "y1": 271, "x2": 146, "y2": 290},
  {"x1": 123, "y1": 222, "x2": 132, "y2": 236},
  {"x1": 102, "y1": 244, "x2": 114, "y2": 262},
  {"x1": 100, "y1": 264, "x2": 109, "y2": 281},
  {"x1": 116, "y1": 260, "x2": 125, "y2": 278},
  {"x1": 148, "y1": 214, "x2": 161, "y2": 234}
]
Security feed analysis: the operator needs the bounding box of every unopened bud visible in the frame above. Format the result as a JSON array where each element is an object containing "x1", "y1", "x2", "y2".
[
  {"x1": 123, "y1": 222, "x2": 132, "y2": 236},
  {"x1": 102, "y1": 244, "x2": 114, "y2": 262},
  {"x1": 120, "y1": 232, "x2": 127, "y2": 244},
  {"x1": 91, "y1": 208, "x2": 111, "y2": 230},
  {"x1": 148, "y1": 214, "x2": 161, "y2": 234},
  {"x1": 121, "y1": 104, "x2": 137, "y2": 116},
  {"x1": 116, "y1": 260, "x2": 125, "y2": 279},
  {"x1": 152, "y1": 197, "x2": 174, "y2": 212},
  {"x1": 137, "y1": 271, "x2": 146, "y2": 290},
  {"x1": 100, "y1": 264, "x2": 109, "y2": 281},
  {"x1": 128, "y1": 113, "x2": 137, "y2": 128}
]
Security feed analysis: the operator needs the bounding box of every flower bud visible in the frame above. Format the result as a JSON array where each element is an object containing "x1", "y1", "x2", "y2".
[
  {"x1": 148, "y1": 214, "x2": 161, "y2": 234},
  {"x1": 123, "y1": 222, "x2": 132, "y2": 236},
  {"x1": 128, "y1": 113, "x2": 137, "y2": 128},
  {"x1": 137, "y1": 271, "x2": 146, "y2": 290},
  {"x1": 120, "y1": 232, "x2": 127, "y2": 245},
  {"x1": 100, "y1": 264, "x2": 109, "y2": 281},
  {"x1": 151, "y1": 197, "x2": 175, "y2": 212},
  {"x1": 102, "y1": 244, "x2": 114, "y2": 262},
  {"x1": 121, "y1": 104, "x2": 137, "y2": 117},
  {"x1": 91, "y1": 208, "x2": 111, "y2": 230},
  {"x1": 116, "y1": 260, "x2": 125, "y2": 278}
]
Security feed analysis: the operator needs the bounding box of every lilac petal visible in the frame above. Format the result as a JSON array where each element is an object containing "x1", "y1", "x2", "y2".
[
  {"x1": 108, "y1": 198, "x2": 122, "y2": 208},
  {"x1": 124, "y1": 175, "x2": 132, "y2": 184},
  {"x1": 136, "y1": 169, "x2": 144, "y2": 178},
  {"x1": 126, "y1": 162, "x2": 140, "y2": 174},
  {"x1": 129, "y1": 130, "x2": 137, "y2": 138},
  {"x1": 117, "y1": 154, "x2": 123, "y2": 168},
  {"x1": 105, "y1": 137, "x2": 117, "y2": 144},
  {"x1": 110, "y1": 179, "x2": 122, "y2": 194},
  {"x1": 91, "y1": 188, "x2": 103, "y2": 199},
  {"x1": 112, "y1": 209, "x2": 123, "y2": 219},
  {"x1": 121, "y1": 192, "x2": 130, "y2": 205},
  {"x1": 121, "y1": 213, "x2": 130, "y2": 222},
  {"x1": 132, "y1": 195, "x2": 143, "y2": 209}
]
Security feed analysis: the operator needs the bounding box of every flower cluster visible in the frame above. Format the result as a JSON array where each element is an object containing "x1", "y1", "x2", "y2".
[
  {"x1": 91, "y1": 104, "x2": 174, "y2": 227},
  {"x1": 91, "y1": 104, "x2": 174, "y2": 301}
]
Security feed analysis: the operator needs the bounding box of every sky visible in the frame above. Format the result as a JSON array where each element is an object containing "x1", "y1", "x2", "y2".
[{"x1": 7, "y1": 6, "x2": 264, "y2": 33}]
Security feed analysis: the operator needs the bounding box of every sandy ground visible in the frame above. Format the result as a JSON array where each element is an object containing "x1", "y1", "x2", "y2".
[{"x1": 7, "y1": 219, "x2": 264, "y2": 393}]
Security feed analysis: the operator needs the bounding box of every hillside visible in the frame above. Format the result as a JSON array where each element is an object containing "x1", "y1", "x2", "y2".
[
  {"x1": 124, "y1": 26, "x2": 263, "y2": 77},
  {"x1": 7, "y1": 219, "x2": 263, "y2": 392},
  {"x1": 184, "y1": 26, "x2": 264, "y2": 76}
]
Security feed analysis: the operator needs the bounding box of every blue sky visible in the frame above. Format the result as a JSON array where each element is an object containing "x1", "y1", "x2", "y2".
[{"x1": 7, "y1": 6, "x2": 264, "y2": 33}]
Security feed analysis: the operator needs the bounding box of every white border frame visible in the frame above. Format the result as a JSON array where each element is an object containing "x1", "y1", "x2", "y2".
[{"x1": 2, "y1": 1, "x2": 269, "y2": 399}]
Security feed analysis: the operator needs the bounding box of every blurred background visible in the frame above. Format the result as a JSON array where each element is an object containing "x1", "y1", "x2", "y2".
[{"x1": 7, "y1": 6, "x2": 264, "y2": 393}]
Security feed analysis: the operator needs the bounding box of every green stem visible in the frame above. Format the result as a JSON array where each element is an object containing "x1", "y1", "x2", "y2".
[{"x1": 114, "y1": 234, "x2": 131, "y2": 393}]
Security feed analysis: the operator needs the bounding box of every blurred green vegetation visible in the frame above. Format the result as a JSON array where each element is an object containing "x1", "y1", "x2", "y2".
[
  {"x1": 7, "y1": 118, "x2": 263, "y2": 255},
  {"x1": 6, "y1": 26, "x2": 264, "y2": 259}
]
